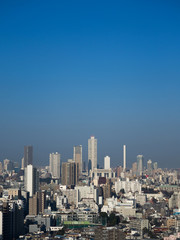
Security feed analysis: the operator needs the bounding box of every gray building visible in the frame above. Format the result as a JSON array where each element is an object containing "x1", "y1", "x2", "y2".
[{"x1": 24, "y1": 145, "x2": 33, "y2": 168}]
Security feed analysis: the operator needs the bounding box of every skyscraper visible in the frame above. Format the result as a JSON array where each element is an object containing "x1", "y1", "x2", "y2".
[
  {"x1": 49, "y1": 152, "x2": 61, "y2": 178},
  {"x1": 73, "y1": 145, "x2": 82, "y2": 175},
  {"x1": 24, "y1": 145, "x2": 33, "y2": 168},
  {"x1": 137, "y1": 155, "x2": 144, "y2": 176},
  {"x1": 147, "y1": 159, "x2": 152, "y2": 175},
  {"x1": 104, "y1": 156, "x2": 110, "y2": 170},
  {"x1": 24, "y1": 164, "x2": 39, "y2": 197},
  {"x1": 61, "y1": 160, "x2": 79, "y2": 186},
  {"x1": 88, "y1": 136, "x2": 97, "y2": 171}
]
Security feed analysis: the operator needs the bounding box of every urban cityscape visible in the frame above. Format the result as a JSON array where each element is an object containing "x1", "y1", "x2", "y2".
[
  {"x1": 1, "y1": 1, "x2": 180, "y2": 240},
  {"x1": 0, "y1": 136, "x2": 180, "y2": 239}
]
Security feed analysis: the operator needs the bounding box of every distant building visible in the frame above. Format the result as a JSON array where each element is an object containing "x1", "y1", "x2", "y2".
[
  {"x1": 95, "y1": 226, "x2": 126, "y2": 240},
  {"x1": 132, "y1": 162, "x2": 137, "y2": 176},
  {"x1": 116, "y1": 166, "x2": 123, "y2": 178},
  {"x1": 61, "y1": 160, "x2": 79, "y2": 186},
  {"x1": 147, "y1": 159, "x2": 152, "y2": 175},
  {"x1": 3, "y1": 159, "x2": 13, "y2": 171},
  {"x1": 24, "y1": 164, "x2": 39, "y2": 197},
  {"x1": 88, "y1": 136, "x2": 97, "y2": 171},
  {"x1": 29, "y1": 191, "x2": 46, "y2": 215},
  {"x1": 137, "y1": 155, "x2": 144, "y2": 176},
  {"x1": 24, "y1": 145, "x2": 33, "y2": 168},
  {"x1": 104, "y1": 156, "x2": 110, "y2": 170},
  {"x1": 49, "y1": 152, "x2": 61, "y2": 178},
  {"x1": 73, "y1": 145, "x2": 82, "y2": 175},
  {"x1": 153, "y1": 161, "x2": 158, "y2": 170}
]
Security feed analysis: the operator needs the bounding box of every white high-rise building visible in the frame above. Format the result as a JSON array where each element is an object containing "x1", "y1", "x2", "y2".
[
  {"x1": 104, "y1": 156, "x2": 110, "y2": 169},
  {"x1": 88, "y1": 136, "x2": 97, "y2": 170},
  {"x1": 24, "y1": 164, "x2": 39, "y2": 197},
  {"x1": 49, "y1": 152, "x2": 61, "y2": 178}
]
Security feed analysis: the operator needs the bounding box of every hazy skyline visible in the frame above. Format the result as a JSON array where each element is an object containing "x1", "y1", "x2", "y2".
[{"x1": 0, "y1": 1, "x2": 180, "y2": 168}]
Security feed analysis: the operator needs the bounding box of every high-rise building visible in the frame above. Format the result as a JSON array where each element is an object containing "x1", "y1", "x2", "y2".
[
  {"x1": 153, "y1": 162, "x2": 158, "y2": 170},
  {"x1": 137, "y1": 155, "x2": 144, "y2": 176},
  {"x1": 29, "y1": 190, "x2": 46, "y2": 215},
  {"x1": 61, "y1": 160, "x2": 79, "y2": 186},
  {"x1": 147, "y1": 159, "x2": 152, "y2": 175},
  {"x1": 24, "y1": 164, "x2": 39, "y2": 197},
  {"x1": 88, "y1": 136, "x2": 97, "y2": 171},
  {"x1": 123, "y1": 145, "x2": 126, "y2": 171},
  {"x1": 132, "y1": 162, "x2": 137, "y2": 176},
  {"x1": 104, "y1": 156, "x2": 110, "y2": 170},
  {"x1": 73, "y1": 145, "x2": 82, "y2": 175},
  {"x1": 21, "y1": 157, "x2": 24, "y2": 170},
  {"x1": 49, "y1": 152, "x2": 61, "y2": 178},
  {"x1": 24, "y1": 145, "x2": 33, "y2": 168}
]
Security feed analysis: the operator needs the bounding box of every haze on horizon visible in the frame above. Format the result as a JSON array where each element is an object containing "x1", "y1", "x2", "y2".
[{"x1": 0, "y1": 0, "x2": 180, "y2": 168}]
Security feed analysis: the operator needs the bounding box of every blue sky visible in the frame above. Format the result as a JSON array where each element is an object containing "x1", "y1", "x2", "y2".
[{"x1": 0, "y1": 0, "x2": 180, "y2": 168}]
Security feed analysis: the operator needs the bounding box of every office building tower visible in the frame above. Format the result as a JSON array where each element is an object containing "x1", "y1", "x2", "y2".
[
  {"x1": 73, "y1": 145, "x2": 82, "y2": 175},
  {"x1": 61, "y1": 160, "x2": 79, "y2": 186},
  {"x1": 123, "y1": 145, "x2": 126, "y2": 171},
  {"x1": 0, "y1": 200, "x2": 24, "y2": 240},
  {"x1": 88, "y1": 136, "x2": 97, "y2": 171},
  {"x1": 147, "y1": 159, "x2": 152, "y2": 175},
  {"x1": 104, "y1": 156, "x2": 110, "y2": 170},
  {"x1": 137, "y1": 155, "x2": 144, "y2": 176},
  {"x1": 24, "y1": 164, "x2": 39, "y2": 197},
  {"x1": 49, "y1": 152, "x2": 61, "y2": 178},
  {"x1": 153, "y1": 162, "x2": 158, "y2": 170},
  {"x1": 132, "y1": 162, "x2": 137, "y2": 176},
  {"x1": 29, "y1": 190, "x2": 46, "y2": 215},
  {"x1": 24, "y1": 145, "x2": 33, "y2": 168}
]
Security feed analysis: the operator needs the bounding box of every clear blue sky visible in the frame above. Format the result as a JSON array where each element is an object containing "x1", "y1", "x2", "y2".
[{"x1": 0, "y1": 0, "x2": 180, "y2": 168}]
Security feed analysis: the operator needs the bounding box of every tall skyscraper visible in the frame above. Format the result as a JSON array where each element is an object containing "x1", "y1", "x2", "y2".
[
  {"x1": 61, "y1": 160, "x2": 79, "y2": 186},
  {"x1": 49, "y1": 152, "x2": 61, "y2": 178},
  {"x1": 104, "y1": 156, "x2": 110, "y2": 169},
  {"x1": 147, "y1": 159, "x2": 152, "y2": 175},
  {"x1": 73, "y1": 145, "x2": 82, "y2": 175},
  {"x1": 24, "y1": 164, "x2": 39, "y2": 197},
  {"x1": 88, "y1": 136, "x2": 97, "y2": 171},
  {"x1": 123, "y1": 145, "x2": 126, "y2": 171},
  {"x1": 137, "y1": 155, "x2": 144, "y2": 176},
  {"x1": 24, "y1": 145, "x2": 33, "y2": 168},
  {"x1": 153, "y1": 162, "x2": 158, "y2": 170}
]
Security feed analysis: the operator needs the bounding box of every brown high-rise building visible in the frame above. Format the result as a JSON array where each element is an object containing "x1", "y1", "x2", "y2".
[
  {"x1": 61, "y1": 160, "x2": 79, "y2": 186},
  {"x1": 24, "y1": 145, "x2": 33, "y2": 168},
  {"x1": 73, "y1": 145, "x2": 82, "y2": 175},
  {"x1": 29, "y1": 191, "x2": 46, "y2": 215}
]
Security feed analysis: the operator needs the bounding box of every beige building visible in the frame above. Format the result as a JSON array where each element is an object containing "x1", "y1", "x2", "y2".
[{"x1": 73, "y1": 145, "x2": 82, "y2": 175}]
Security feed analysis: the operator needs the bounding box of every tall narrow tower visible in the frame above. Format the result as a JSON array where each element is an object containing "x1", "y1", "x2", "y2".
[
  {"x1": 88, "y1": 136, "x2": 97, "y2": 171},
  {"x1": 73, "y1": 145, "x2": 82, "y2": 175},
  {"x1": 24, "y1": 145, "x2": 33, "y2": 168},
  {"x1": 123, "y1": 145, "x2": 126, "y2": 171}
]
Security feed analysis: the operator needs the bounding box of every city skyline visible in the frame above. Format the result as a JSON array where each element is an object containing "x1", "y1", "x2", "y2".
[{"x1": 0, "y1": 1, "x2": 180, "y2": 168}]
